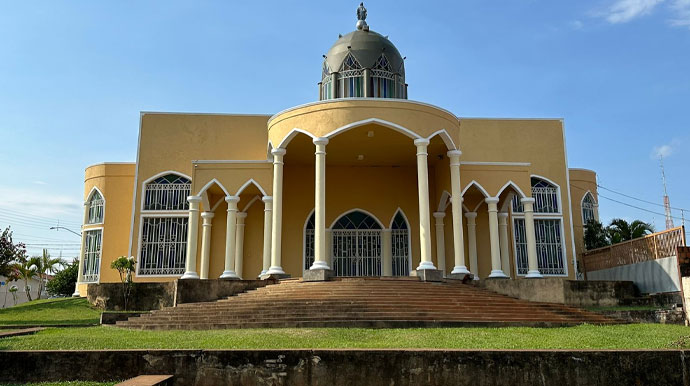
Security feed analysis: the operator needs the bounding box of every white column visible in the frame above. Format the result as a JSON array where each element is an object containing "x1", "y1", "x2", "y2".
[
  {"x1": 486, "y1": 197, "x2": 508, "y2": 278},
  {"x1": 260, "y1": 196, "x2": 273, "y2": 276},
  {"x1": 181, "y1": 195, "x2": 202, "y2": 279},
  {"x1": 268, "y1": 148, "x2": 287, "y2": 275},
  {"x1": 465, "y1": 212, "x2": 479, "y2": 279},
  {"x1": 522, "y1": 198, "x2": 543, "y2": 278},
  {"x1": 433, "y1": 212, "x2": 446, "y2": 274},
  {"x1": 72, "y1": 202, "x2": 89, "y2": 296},
  {"x1": 448, "y1": 150, "x2": 469, "y2": 275},
  {"x1": 414, "y1": 138, "x2": 436, "y2": 270},
  {"x1": 234, "y1": 212, "x2": 247, "y2": 279},
  {"x1": 199, "y1": 212, "x2": 214, "y2": 280},
  {"x1": 311, "y1": 137, "x2": 330, "y2": 270},
  {"x1": 498, "y1": 212, "x2": 511, "y2": 277},
  {"x1": 382, "y1": 229, "x2": 393, "y2": 276},
  {"x1": 220, "y1": 195, "x2": 240, "y2": 279}
]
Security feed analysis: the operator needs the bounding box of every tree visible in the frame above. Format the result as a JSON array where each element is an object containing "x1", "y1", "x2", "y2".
[
  {"x1": 29, "y1": 249, "x2": 64, "y2": 299},
  {"x1": 14, "y1": 258, "x2": 37, "y2": 302},
  {"x1": 584, "y1": 220, "x2": 611, "y2": 250},
  {"x1": 0, "y1": 227, "x2": 26, "y2": 277},
  {"x1": 2, "y1": 267, "x2": 20, "y2": 308},
  {"x1": 9, "y1": 285, "x2": 18, "y2": 306},
  {"x1": 46, "y1": 259, "x2": 79, "y2": 297},
  {"x1": 606, "y1": 218, "x2": 655, "y2": 244},
  {"x1": 111, "y1": 256, "x2": 136, "y2": 310}
]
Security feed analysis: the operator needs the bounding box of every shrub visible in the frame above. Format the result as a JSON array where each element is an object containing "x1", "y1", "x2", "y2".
[{"x1": 46, "y1": 259, "x2": 79, "y2": 297}]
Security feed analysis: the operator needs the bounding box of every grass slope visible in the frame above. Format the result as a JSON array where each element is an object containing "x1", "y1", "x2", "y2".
[
  {"x1": 0, "y1": 298, "x2": 101, "y2": 326},
  {"x1": 2, "y1": 324, "x2": 690, "y2": 350}
]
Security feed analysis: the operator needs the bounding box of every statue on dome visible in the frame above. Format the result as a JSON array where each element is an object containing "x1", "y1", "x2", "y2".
[{"x1": 356, "y1": 3, "x2": 369, "y2": 31}]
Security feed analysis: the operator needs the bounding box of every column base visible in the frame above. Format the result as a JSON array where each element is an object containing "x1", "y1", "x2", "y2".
[
  {"x1": 525, "y1": 270, "x2": 544, "y2": 279},
  {"x1": 411, "y1": 269, "x2": 443, "y2": 282},
  {"x1": 219, "y1": 271, "x2": 240, "y2": 280},
  {"x1": 181, "y1": 271, "x2": 200, "y2": 280},
  {"x1": 267, "y1": 266, "x2": 286, "y2": 275},
  {"x1": 71, "y1": 290, "x2": 81, "y2": 297},
  {"x1": 416, "y1": 261, "x2": 437, "y2": 271},
  {"x1": 488, "y1": 270, "x2": 509, "y2": 279},
  {"x1": 259, "y1": 272, "x2": 291, "y2": 280},
  {"x1": 450, "y1": 265, "x2": 470, "y2": 275},
  {"x1": 258, "y1": 269, "x2": 268, "y2": 278},
  {"x1": 309, "y1": 261, "x2": 331, "y2": 270},
  {"x1": 303, "y1": 268, "x2": 333, "y2": 282},
  {"x1": 446, "y1": 272, "x2": 475, "y2": 282}
]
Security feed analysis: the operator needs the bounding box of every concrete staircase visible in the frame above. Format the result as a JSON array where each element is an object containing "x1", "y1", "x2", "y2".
[{"x1": 116, "y1": 277, "x2": 622, "y2": 330}]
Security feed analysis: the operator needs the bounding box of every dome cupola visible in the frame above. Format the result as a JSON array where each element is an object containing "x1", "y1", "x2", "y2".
[{"x1": 319, "y1": 3, "x2": 407, "y2": 100}]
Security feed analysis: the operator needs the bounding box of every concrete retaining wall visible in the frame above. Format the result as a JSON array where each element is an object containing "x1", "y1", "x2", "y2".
[
  {"x1": 588, "y1": 255, "x2": 681, "y2": 294},
  {"x1": 1, "y1": 349, "x2": 689, "y2": 386},
  {"x1": 481, "y1": 278, "x2": 636, "y2": 307},
  {"x1": 88, "y1": 279, "x2": 275, "y2": 311}
]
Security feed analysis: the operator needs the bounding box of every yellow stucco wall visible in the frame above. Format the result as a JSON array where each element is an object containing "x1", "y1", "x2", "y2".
[
  {"x1": 85, "y1": 101, "x2": 591, "y2": 283},
  {"x1": 569, "y1": 168, "x2": 599, "y2": 269},
  {"x1": 80, "y1": 163, "x2": 135, "y2": 294}
]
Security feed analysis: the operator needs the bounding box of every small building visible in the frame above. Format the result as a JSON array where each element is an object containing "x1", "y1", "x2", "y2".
[{"x1": 73, "y1": 6, "x2": 599, "y2": 296}]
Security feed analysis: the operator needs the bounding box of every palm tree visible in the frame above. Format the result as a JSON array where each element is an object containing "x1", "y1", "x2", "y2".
[
  {"x1": 606, "y1": 218, "x2": 655, "y2": 244},
  {"x1": 29, "y1": 249, "x2": 63, "y2": 299},
  {"x1": 14, "y1": 259, "x2": 37, "y2": 302}
]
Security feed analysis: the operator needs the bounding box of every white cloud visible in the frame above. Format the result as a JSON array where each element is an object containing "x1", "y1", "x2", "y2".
[
  {"x1": 32, "y1": 180, "x2": 47, "y2": 185},
  {"x1": 570, "y1": 20, "x2": 584, "y2": 29},
  {"x1": 651, "y1": 139, "x2": 681, "y2": 159},
  {"x1": 0, "y1": 187, "x2": 82, "y2": 220},
  {"x1": 669, "y1": 0, "x2": 690, "y2": 27},
  {"x1": 602, "y1": 0, "x2": 665, "y2": 23}
]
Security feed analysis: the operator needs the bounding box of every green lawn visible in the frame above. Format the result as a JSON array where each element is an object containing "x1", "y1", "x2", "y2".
[
  {"x1": 2, "y1": 324, "x2": 690, "y2": 350},
  {"x1": 0, "y1": 298, "x2": 101, "y2": 327}
]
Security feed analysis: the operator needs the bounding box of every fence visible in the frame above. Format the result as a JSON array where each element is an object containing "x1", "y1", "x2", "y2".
[{"x1": 582, "y1": 226, "x2": 686, "y2": 274}]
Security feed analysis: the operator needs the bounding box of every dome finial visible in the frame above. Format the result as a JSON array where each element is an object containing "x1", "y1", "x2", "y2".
[{"x1": 356, "y1": 3, "x2": 369, "y2": 31}]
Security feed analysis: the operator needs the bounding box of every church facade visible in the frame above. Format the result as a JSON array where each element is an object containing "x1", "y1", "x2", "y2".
[{"x1": 73, "y1": 6, "x2": 599, "y2": 296}]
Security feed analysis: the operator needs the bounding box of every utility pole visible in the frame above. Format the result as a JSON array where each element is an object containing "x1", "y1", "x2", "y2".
[{"x1": 660, "y1": 155, "x2": 674, "y2": 230}]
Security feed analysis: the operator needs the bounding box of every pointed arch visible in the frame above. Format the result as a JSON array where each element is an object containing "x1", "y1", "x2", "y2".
[
  {"x1": 461, "y1": 180, "x2": 491, "y2": 198},
  {"x1": 235, "y1": 178, "x2": 268, "y2": 197},
  {"x1": 329, "y1": 208, "x2": 385, "y2": 229},
  {"x1": 496, "y1": 181, "x2": 527, "y2": 199},
  {"x1": 426, "y1": 129, "x2": 458, "y2": 151},
  {"x1": 86, "y1": 186, "x2": 105, "y2": 203},
  {"x1": 389, "y1": 207, "x2": 411, "y2": 229},
  {"x1": 240, "y1": 195, "x2": 261, "y2": 213},
  {"x1": 85, "y1": 186, "x2": 105, "y2": 225},
  {"x1": 140, "y1": 171, "x2": 192, "y2": 212},
  {"x1": 277, "y1": 128, "x2": 316, "y2": 149},
  {"x1": 196, "y1": 178, "x2": 230, "y2": 197},
  {"x1": 437, "y1": 190, "x2": 452, "y2": 212},
  {"x1": 325, "y1": 118, "x2": 420, "y2": 142}
]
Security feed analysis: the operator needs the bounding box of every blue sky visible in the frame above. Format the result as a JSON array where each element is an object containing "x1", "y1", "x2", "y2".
[{"x1": 1, "y1": 0, "x2": 688, "y2": 257}]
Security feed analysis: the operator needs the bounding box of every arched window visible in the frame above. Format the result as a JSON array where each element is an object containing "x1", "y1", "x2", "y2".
[
  {"x1": 143, "y1": 174, "x2": 191, "y2": 211},
  {"x1": 511, "y1": 177, "x2": 565, "y2": 276},
  {"x1": 321, "y1": 62, "x2": 332, "y2": 100},
  {"x1": 82, "y1": 229, "x2": 102, "y2": 283},
  {"x1": 370, "y1": 54, "x2": 403, "y2": 99},
  {"x1": 139, "y1": 173, "x2": 191, "y2": 276},
  {"x1": 582, "y1": 193, "x2": 597, "y2": 224},
  {"x1": 86, "y1": 190, "x2": 104, "y2": 224},
  {"x1": 391, "y1": 211, "x2": 410, "y2": 276},
  {"x1": 332, "y1": 210, "x2": 382, "y2": 276},
  {"x1": 337, "y1": 53, "x2": 364, "y2": 98},
  {"x1": 304, "y1": 213, "x2": 315, "y2": 271}
]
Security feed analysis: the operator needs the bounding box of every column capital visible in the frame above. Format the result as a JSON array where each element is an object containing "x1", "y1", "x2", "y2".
[
  {"x1": 313, "y1": 137, "x2": 329, "y2": 146},
  {"x1": 498, "y1": 212, "x2": 509, "y2": 220},
  {"x1": 464, "y1": 212, "x2": 477, "y2": 219},
  {"x1": 413, "y1": 138, "x2": 430, "y2": 147},
  {"x1": 261, "y1": 196, "x2": 273, "y2": 203},
  {"x1": 520, "y1": 197, "x2": 536, "y2": 204},
  {"x1": 236, "y1": 212, "x2": 248, "y2": 220},
  {"x1": 432, "y1": 211, "x2": 446, "y2": 219},
  {"x1": 225, "y1": 195, "x2": 240, "y2": 203},
  {"x1": 201, "y1": 212, "x2": 215, "y2": 220},
  {"x1": 271, "y1": 148, "x2": 287, "y2": 156},
  {"x1": 187, "y1": 195, "x2": 203, "y2": 204},
  {"x1": 484, "y1": 197, "x2": 500, "y2": 204},
  {"x1": 446, "y1": 150, "x2": 462, "y2": 158}
]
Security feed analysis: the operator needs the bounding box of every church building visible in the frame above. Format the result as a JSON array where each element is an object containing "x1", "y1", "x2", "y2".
[{"x1": 73, "y1": 5, "x2": 600, "y2": 296}]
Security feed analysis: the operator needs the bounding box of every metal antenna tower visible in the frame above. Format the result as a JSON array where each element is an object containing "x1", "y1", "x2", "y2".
[{"x1": 659, "y1": 155, "x2": 674, "y2": 229}]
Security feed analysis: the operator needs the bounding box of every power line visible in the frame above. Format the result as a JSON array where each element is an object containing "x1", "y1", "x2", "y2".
[
  {"x1": 0, "y1": 212, "x2": 81, "y2": 228},
  {"x1": 0, "y1": 207, "x2": 82, "y2": 226},
  {"x1": 597, "y1": 194, "x2": 686, "y2": 221},
  {"x1": 597, "y1": 184, "x2": 689, "y2": 212}
]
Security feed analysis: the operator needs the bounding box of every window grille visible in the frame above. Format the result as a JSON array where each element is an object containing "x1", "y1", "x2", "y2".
[
  {"x1": 337, "y1": 53, "x2": 364, "y2": 98},
  {"x1": 370, "y1": 54, "x2": 403, "y2": 98},
  {"x1": 143, "y1": 174, "x2": 191, "y2": 211},
  {"x1": 513, "y1": 218, "x2": 565, "y2": 275},
  {"x1": 82, "y1": 229, "x2": 102, "y2": 282},
  {"x1": 391, "y1": 211, "x2": 410, "y2": 276},
  {"x1": 86, "y1": 191, "x2": 104, "y2": 224},
  {"x1": 139, "y1": 217, "x2": 188, "y2": 275},
  {"x1": 304, "y1": 214, "x2": 315, "y2": 270},
  {"x1": 582, "y1": 193, "x2": 597, "y2": 224},
  {"x1": 512, "y1": 177, "x2": 559, "y2": 213}
]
